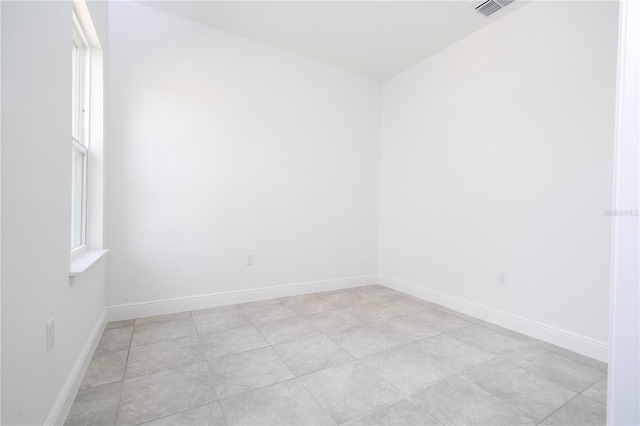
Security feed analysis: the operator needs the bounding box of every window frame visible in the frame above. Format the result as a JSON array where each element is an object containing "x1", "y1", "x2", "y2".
[{"x1": 71, "y1": 11, "x2": 91, "y2": 254}]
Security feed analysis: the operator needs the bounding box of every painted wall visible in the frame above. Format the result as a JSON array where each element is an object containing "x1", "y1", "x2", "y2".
[
  {"x1": 1, "y1": 1, "x2": 109, "y2": 424},
  {"x1": 379, "y1": 1, "x2": 618, "y2": 349},
  {"x1": 607, "y1": 0, "x2": 639, "y2": 422},
  {"x1": 106, "y1": 1, "x2": 381, "y2": 306}
]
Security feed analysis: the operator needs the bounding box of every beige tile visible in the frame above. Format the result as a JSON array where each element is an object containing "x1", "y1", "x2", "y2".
[
  {"x1": 140, "y1": 402, "x2": 226, "y2": 425},
  {"x1": 198, "y1": 325, "x2": 269, "y2": 359},
  {"x1": 95, "y1": 326, "x2": 133, "y2": 353},
  {"x1": 221, "y1": 379, "x2": 335, "y2": 425},
  {"x1": 345, "y1": 398, "x2": 440, "y2": 426},
  {"x1": 502, "y1": 345, "x2": 605, "y2": 392},
  {"x1": 208, "y1": 347, "x2": 295, "y2": 399},
  {"x1": 302, "y1": 360, "x2": 405, "y2": 424},
  {"x1": 582, "y1": 375, "x2": 607, "y2": 405},
  {"x1": 280, "y1": 294, "x2": 336, "y2": 315},
  {"x1": 360, "y1": 334, "x2": 495, "y2": 395},
  {"x1": 126, "y1": 335, "x2": 204, "y2": 379},
  {"x1": 240, "y1": 302, "x2": 297, "y2": 324},
  {"x1": 541, "y1": 395, "x2": 606, "y2": 426},
  {"x1": 131, "y1": 317, "x2": 196, "y2": 346},
  {"x1": 192, "y1": 309, "x2": 251, "y2": 334},
  {"x1": 412, "y1": 375, "x2": 537, "y2": 425},
  {"x1": 409, "y1": 309, "x2": 473, "y2": 333},
  {"x1": 81, "y1": 349, "x2": 128, "y2": 389},
  {"x1": 105, "y1": 319, "x2": 134, "y2": 330},
  {"x1": 304, "y1": 308, "x2": 364, "y2": 333},
  {"x1": 257, "y1": 316, "x2": 320, "y2": 345},
  {"x1": 275, "y1": 335, "x2": 354, "y2": 375},
  {"x1": 117, "y1": 362, "x2": 217, "y2": 425},
  {"x1": 462, "y1": 358, "x2": 577, "y2": 420},
  {"x1": 64, "y1": 382, "x2": 122, "y2": 426},
  {"x1": 448, "y1": 325, "x2": 530, "y2": 355}
]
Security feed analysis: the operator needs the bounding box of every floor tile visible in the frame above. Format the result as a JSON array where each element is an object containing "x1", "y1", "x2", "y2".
[
  {"x1": 462, "y1": 358, "x2": 577, "y2": 420},
  {"x1": 303, "y1": 308, "x2": 364, "y2": 333},
  {"x1": 208, "y1": 347, "x2": 295, "y2": 399},
  {"x1": 348, "y1": 288, "x2": 400, "y2": 304},
  {"x1": 64, "y1": 382, "x2": 122, "y2": 426},
  {"x1": 301, "y1": 360, "x2": 405, "y2": 424},
  {"x1": 329, "y1": 316, "x2": 439, "y2": 358},
  {"x1": 318, "y1": 291, "x2": 368, "y2": 308},
  {"x1": 238, "y1": 298, "x2": 282, "y2": 308},
  {"x1": 126, "y1": 335, "x2": 204, "y2": 379},
  {"x1": 257, "y1": 316, "x2": 320, "y2": 345},
  {"x1": 345, "y1": 398, "x2": 440, "y2": 426},
  {"x1": 117, "y1": 362, "x2": 217, "y2": 425},
  {"x1": 448, "y1": 325, "x2": 530, "y2": 355},
  {"x1": 131, "y1": 317, "x2": 197, "y2": 346},
  {"x1": 221, "y1": 379, "x2": 335, "y2": 425},
  {"x1": 411, "y1": 375, "x2": 537, "y2": 425},
  {"x1": 343, "y1": 303, "x2": 399, "y2": 323},
  {"x1": 477, "y1": 322, "x2": 540, "y2": 344},
  {"x1": 540, "y1": 395, "x2": 606, "y2": 426},
  {"x1": 502, "y1": 345, "x2": 605, "y2": 392},
  {"x1": 409, "y1": 309, "x2": 473, "y2": 333},
  {"x1": 314, "y1": 289, "x2": 349, "y2": 298},
  {"x1": 199, "y1": 325, "x2": 269, "y2": 359},
  {"x1": 135, "y1": 311, "x2": 191, "y2": 325},
  {"x1": 105, "y1": 319, "x2": 134, "y2": 330},
  {"x1": 280, "y1": 294, "x2": 337, "y2": 315},
  {"x1": 81, "y1": 349, "x2": 128, "y2": 389},
  {"x1": 191, "y1": 304, "x2": 240, "y2": 316},
  {"x1": 345, "y1": 284, "x2": 386, "y2": 292},
  {"x1": 275, "y1": 335, "x2": 354, "y2": 376},
  {"x1": 240, "y1": 301, "x2": 298, "y2": 324},
  {"x1": 140, "y1": 402, "x2": 226, "y2": 425},
  {"x1": 67, "y1": 289, "x2": 611, "y2": 426},
  {"x1": 192, "y1": 309, "x2": 251, "y2": 334},
  {"x1": 95, "y1": 326, "x2": 133, "y2": 353},
  {"x1": 384, "y1": 295, "x2": 439, "y2": 314},
  {"x1": 360, "y1": 334, "x2": 495, "y2": 395},
  {"x1": 582, "y1": 375, "x2": 607, "y2": 405},
  {"x1": 436, "y1": 307, "x2": 481, "y2": 323},
  {"x1": 536, "y1": 342, "x2": 608, "y2": 372}
]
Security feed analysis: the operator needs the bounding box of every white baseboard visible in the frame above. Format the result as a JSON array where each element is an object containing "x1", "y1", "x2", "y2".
[
  {"x1": 106, "y1": 275, "x2": 379, "y2": 322},
  {"x1": 45, "y1": 308, "x2": 106, "y2": 426},
  {"x1": 379, "y1": 275, "x2": 608, "y2": 362}
]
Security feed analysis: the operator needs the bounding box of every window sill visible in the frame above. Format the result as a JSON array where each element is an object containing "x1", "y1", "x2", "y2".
[{"x1": 69, "y1": 249, "x2": 109, "y2": 284}]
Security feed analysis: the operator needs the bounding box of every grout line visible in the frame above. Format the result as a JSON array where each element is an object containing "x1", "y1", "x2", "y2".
[{"x1": 113, "y1": 320, "x2": 135, "y2": 424}]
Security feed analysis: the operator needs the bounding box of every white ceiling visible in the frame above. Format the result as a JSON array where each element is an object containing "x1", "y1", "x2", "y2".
[{"x1": 138, "y1": 1, "x2": 526, "y2": 81}]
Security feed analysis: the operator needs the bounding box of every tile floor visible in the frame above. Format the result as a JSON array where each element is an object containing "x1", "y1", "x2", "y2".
[{"x1": 65, "y1": 285, "x2": 608, "y2": 426}]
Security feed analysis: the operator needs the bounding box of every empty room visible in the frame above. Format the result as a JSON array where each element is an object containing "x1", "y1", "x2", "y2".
[{"x1": 1, "y1": 0, "x2": 638, "y2": 425}]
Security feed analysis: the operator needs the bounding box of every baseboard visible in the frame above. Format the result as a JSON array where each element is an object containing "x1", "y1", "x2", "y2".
[
  {"x1": 45, "y1": 308, "x2": 106, "y2": 426},
  {"x1": 106, "y1": 275, "x2": 379, "y2": 322},
  {"x1": 379, "y1": 275, "x2": 609, "y2": 362}
]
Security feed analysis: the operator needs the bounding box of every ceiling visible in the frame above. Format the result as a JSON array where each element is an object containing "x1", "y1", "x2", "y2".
[{"x1": 138, "y1": 1, "x2": 526, "y2": 81}]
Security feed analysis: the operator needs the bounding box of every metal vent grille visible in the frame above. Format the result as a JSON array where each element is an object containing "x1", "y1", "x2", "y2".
[
  {"x1": 475, "y1": 0, "x2": 514, "y2": 16},
  {"x1": 475, "y1": 0, "x2": 502, "y2": 16},
  {"x1": 496, "y1": 0, "x2": 515, "y2": 7}
]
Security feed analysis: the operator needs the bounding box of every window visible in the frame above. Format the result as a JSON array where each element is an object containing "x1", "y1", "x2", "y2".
[{"x1": 71, "y1": 13, "x2": 90, "y2": 252}]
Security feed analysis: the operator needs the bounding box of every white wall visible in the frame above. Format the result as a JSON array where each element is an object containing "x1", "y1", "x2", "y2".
[
  {"x1": 379, "y1": 1, "x2": 618, "y2": 354},
  {"x1": 1, "y1": 1, "x2": 109, "y2": 424},
  {"x1": 106, "y1": 1, "x2": 381, "y2": 306},
  {"x1": 607, "y1": 0, "x2": 640, "y2": 422}
]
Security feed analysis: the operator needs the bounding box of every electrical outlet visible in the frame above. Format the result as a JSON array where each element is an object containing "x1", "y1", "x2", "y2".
[
  {"x1": 46, "y1": 318, "x2": 55, "y2": 352},
  {"x1": 498, "y1": 271, "x2": 508, "y2": 285},
  {"x1": 246, "y1": 254, "x2": 254, "y2": 266}
]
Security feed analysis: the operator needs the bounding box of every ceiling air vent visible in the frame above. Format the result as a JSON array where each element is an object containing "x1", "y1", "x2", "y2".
[{"x1": 475, "y1": 0, "x2": 513, "y2": 16}]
